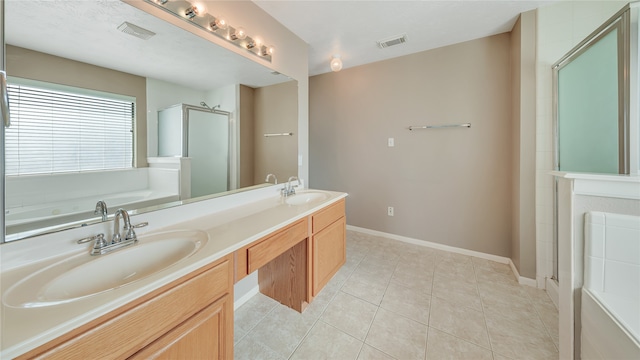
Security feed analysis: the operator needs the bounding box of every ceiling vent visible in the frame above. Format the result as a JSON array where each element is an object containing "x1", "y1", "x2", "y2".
[
  {"x1": 376, "y1": 34, "x2": 408, "y2": 49},
  {"x1": 117, "y1": 21, "x2": 156, "y2": 40}
]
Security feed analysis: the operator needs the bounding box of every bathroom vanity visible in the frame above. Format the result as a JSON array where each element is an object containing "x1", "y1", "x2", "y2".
[{"x1": 1, "y1": 189, "x2": 347, "y2": 359}]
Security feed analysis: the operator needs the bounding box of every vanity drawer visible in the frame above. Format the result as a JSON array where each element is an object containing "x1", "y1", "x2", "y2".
[
  {"x1": 312, "y1": 199, "x2": 345, "y2": 234},
  {"x1": 248, "y1": 218, "x2": 308, "y2": 273},
  {"x1": 22, "y1": 256, "x2": 232, "y2": 360}
]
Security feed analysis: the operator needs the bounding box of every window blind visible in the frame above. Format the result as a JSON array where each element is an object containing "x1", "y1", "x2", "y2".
[{"x1": 5, "y1": 83, "x2": 134, "y2": 176}]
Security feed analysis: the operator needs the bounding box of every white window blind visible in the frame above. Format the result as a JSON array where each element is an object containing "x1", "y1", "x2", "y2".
[{"x1": 5, "y1": 82, "x2": 134, "y2": 176}]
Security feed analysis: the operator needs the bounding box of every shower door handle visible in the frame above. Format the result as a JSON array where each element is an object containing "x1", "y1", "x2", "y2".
[{"x1": 0, "y1": 70, "x2": 9, "y2": 128}]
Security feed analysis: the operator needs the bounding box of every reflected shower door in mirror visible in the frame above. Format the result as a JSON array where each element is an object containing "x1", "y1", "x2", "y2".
[
  {"x1": 3, "y1": 0, "x2": 298, "y2": 242},
  {"x1": 157, "y1": 104, "x2": 231, "y2": 199}
]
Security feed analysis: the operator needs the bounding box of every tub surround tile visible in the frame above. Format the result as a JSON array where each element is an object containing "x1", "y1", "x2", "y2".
[
  {"x1": 426, "y1": 327, "x2": 493, "y2": 360},
  {"x1": 365, "y1": 308, "x2": 428, "y2": 360}
]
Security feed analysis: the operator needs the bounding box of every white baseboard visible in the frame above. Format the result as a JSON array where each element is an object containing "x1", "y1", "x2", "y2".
[
  {"x1": 233, "y1": 285, "x2": 259, "y2": 310},
  {"x1": 347, "y1": 225, "x2": 541, "y2": 287},
  {"x1": 508, "y1": 259, "x2": 539, "y2": 288}
]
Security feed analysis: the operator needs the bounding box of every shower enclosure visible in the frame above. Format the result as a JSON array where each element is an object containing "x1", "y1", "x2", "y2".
[
  {"x1": 552, "y1": 4, "x2": 638, "y2": 282},
  {"x1": 158, "y1": 103, "x2": 231, "y2": 199}
]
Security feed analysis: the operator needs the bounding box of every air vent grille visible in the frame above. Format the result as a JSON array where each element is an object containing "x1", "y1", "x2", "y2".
[
  {"x1": 118, "y1": 21, "x2": 156, "y2": 40},
  {"x1": 377, "y1": 34, "x2": 408, "y2": 49}
]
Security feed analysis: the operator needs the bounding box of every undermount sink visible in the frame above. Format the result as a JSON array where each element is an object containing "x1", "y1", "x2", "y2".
[
  {"x1": 285, "y1": 191, "x2": 331, "y2": 206},
  {"x1": 3, "y1": 230, "x2": 208, "y2": 308}
]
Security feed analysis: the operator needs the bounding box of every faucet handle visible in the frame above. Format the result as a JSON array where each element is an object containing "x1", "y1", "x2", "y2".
[
  {"x1": 77, "y1": 233, "x2": 104, "y2": 244},
  {"x1": 132, "y1": 222, "x2": 148, "y2": 229}
]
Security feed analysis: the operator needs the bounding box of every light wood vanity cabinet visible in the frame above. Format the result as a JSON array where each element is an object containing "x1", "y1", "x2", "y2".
[
  {"x1": 311, "y1": 199, "x2": 346, "y2": 296},
  {"x1": 234, "y1": 198, "x2": 346, "y2": 310},
  {"x1": 18, "y1": 255, "x2": 233, "y2": 360}
]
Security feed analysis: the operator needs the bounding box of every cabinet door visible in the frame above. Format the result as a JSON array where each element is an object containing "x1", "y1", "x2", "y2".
[
  {"x1": 312, "y1": 217, "x2": 346, "y2": 296},
  {"x1": 130, "y1": 294, "x2": 233, "y2": 360}
]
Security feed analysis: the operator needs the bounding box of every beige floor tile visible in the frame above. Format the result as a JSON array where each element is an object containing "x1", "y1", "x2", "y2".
[
  {"x1": 471, "y1": 257, "x2": 513, "y2": 275},
  {"x1": 342, "y1": 272, "x2": 389, "y2": 305},
  {"x1": 475, "y1": 268, "x2": 519, "y2": 286},
  {"x1": 434, "y1": 259, "x2": 476, "y2": 283},
  {"x1": 482, "y1": 293, "x2": 547, "y2": 332},
  {"x1": 425, "y1": 327, "x2": 493, "y2": 360},
  {"x1": 234, "y1": 293, "x2": 279, "y2": 333},
  {"x1": 390, "y1": 267, "x2": 433, "y2": 294},
  {"x1": 235, "y1": 230, "x2": 559, "y2": 360},
  {"x1": 365, "y1": 308, "x2": 428, "y2": 360},
  {"x1": 429, "y1": 296, "x2": 490, "y2": 349},
  {"x1": 492, "y1": 353, "x2": 514, "y2": 360},
  {"x1": 432, "y1": 273, "x2": 481, "y2": 311},
  {"x1": 290, "y1": 321, "x2": 363, "y2": 360},
  {"x1": 485, "y1": 312, "x2": 559, "y2": 360},
  {"x1": 534, "y1": 300, "x2": 560, "y2": 349},
  {"x1": 380, "y1": 282, "x2": 431, "y2": 325},
  {"x1": 247, "y1": 304, "x2": 315, "y2": 359},
  {"x1": 321, "y1": 291, "x2": 378, "y2": 340},
  {"x1": 357, "y1": 344, "x2": 396, "y2": 360},
  {"x1": 234, "y1": 336, "x2": 285, "y2": 360},
  {"x1": 234, "y1": 324, "x2": 247, "y2": 345}
]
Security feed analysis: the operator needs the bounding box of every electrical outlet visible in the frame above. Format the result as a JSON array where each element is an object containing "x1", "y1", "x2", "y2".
[
  {"x1": 387, "y1": 206, "x2": 394, "y2": 216},
  {"x1": 388, "y1": 138, "x2": 395, "y2": 147}
]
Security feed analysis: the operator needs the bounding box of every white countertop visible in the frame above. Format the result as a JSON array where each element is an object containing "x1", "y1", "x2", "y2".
[{"x1": 0, "y1": 189, "x2": 347, "y2": 358}]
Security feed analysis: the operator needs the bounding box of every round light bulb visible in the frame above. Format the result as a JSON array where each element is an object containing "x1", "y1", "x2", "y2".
[
  {"x1": 210, "y1": 17, "x2": 228, "y2": 31},
  {"x1": 235, "y1": 27, "x2": 247, "y2": 40},
  {"x1": 268, "y1": 45, "x2": 275, "y2": 55},
  {"x1": 330, "y1": 55, "x2": 343, "y2": 72}
]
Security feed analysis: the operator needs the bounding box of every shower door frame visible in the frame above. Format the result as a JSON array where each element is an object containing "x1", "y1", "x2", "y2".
[
  {"x1": 180, "y1": 104, "x2": 233, "y2": 193},
  {"x1": 551, "y1": 6, "x2": 632, "y2": 283}
]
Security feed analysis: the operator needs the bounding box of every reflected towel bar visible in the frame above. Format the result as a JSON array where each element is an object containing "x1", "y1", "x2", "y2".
[
  {"x1": 408, "y1": 123, "x2": 471, "y2": 131},
  {"x1": 263, "y1": 132, "x2": 293, "y2": 137}
]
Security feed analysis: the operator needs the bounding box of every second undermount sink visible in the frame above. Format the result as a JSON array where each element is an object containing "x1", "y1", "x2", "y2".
[
  {"x1": 285, "y1": 190, "x2": 331, "y2": 206},
  {"x1": 3, "y1": 230, "x2": 208, "y2": 308}
]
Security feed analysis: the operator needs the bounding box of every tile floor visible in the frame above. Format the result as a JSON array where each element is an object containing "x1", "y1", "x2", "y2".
[{"x1": 234, "y1": 230, "x2": 559, "y2": 360}]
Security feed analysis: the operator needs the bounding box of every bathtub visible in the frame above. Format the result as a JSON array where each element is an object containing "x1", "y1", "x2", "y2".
[
  {"x1": 582, "y1": 212, "x2": 640, "y2": 359},
  {"x1": 5, "y1": 190, "x2": 180, "y2": 240}
]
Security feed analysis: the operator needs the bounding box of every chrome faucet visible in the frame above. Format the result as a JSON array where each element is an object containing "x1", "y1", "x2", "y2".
[
  {"x1": 112, "y1": 208, "x2": 136, "y2": 244},
  {"x1": 282, "y1": 176, "x2": 301, "y2": 197},
  {"x1": 265, "y1": 173, "x2": 278, "y2": 184},
  {"x1": 77, "y1": 208, "x2": 147, "y2": 256},
  {"x1": 94, "y1": 200, "x2": 108, "y2": 221}
]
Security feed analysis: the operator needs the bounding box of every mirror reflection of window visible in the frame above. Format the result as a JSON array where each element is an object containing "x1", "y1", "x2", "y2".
[{"x1": 6, "y1": 79, "x2": 135, "y2": 176}]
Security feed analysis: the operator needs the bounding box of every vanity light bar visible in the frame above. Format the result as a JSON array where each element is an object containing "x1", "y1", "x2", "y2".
[{"x1": 145, "y1": 0, "x2": 273, "y2": 62}]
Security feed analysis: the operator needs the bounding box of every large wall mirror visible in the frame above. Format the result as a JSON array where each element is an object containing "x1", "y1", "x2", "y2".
[{"x1": 3, "y1": 0, "x2": 298, "y2": 242}]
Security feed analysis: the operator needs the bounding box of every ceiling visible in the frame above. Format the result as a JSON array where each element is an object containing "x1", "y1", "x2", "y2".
[{"x1": 254, "y1": 0, "x2": 557, "y2": 76}]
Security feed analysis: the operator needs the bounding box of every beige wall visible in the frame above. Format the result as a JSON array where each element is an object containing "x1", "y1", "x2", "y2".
[
  {"x1": 310, "y1": 34, "x2": 513, "y2": 257},
  {"x1": 253, "y1": 81, "x2": 298, "y2": 184},
  {"x1": 511, "y1": 11, "x2": 538, "y2": 279},
  {"x1": 6, "y1": 45, "x2": 148, "y2": 167},
  {"x1": 239, "y1": 85, "x2": 255, "y2": 188}
]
